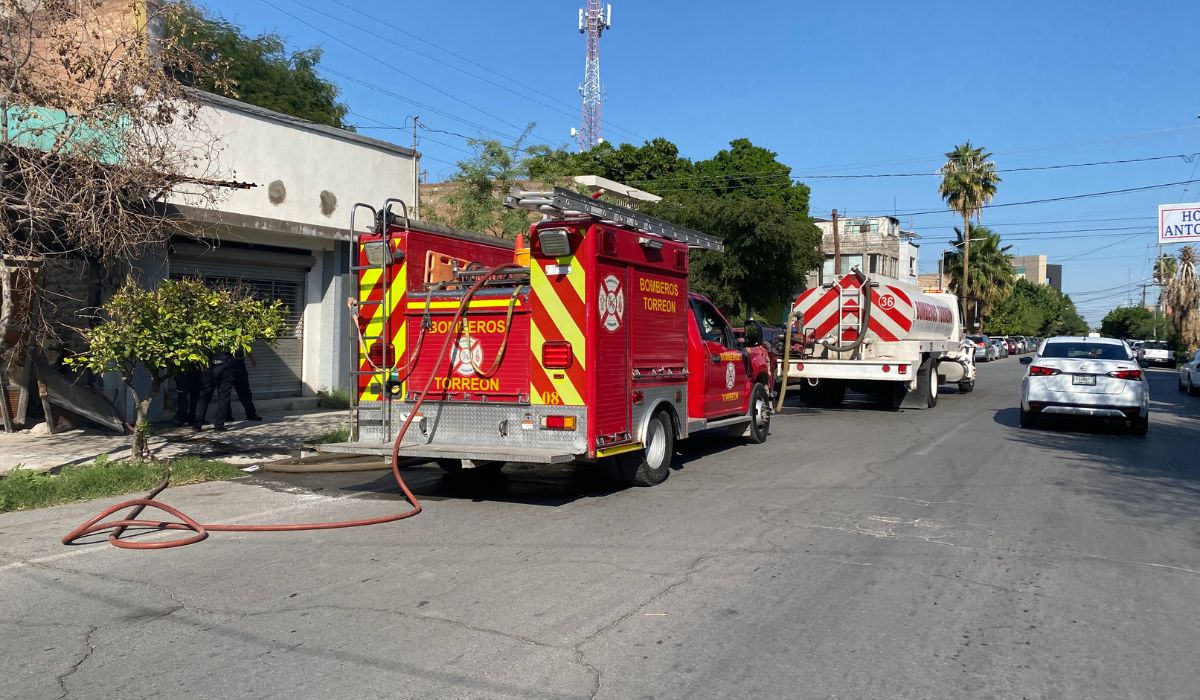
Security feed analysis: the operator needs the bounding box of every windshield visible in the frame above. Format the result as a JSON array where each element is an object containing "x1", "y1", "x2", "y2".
[{"x1": 1040, "y1": 342, "x2": 1131, "y2": 360}]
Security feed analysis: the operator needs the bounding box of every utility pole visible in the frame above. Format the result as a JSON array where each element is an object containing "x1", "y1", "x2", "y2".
[
  {"x1": 411, "y1": 116, "x2": 420, "y2": 219},
  {"x1": 577, "y1": 1, "x2": 612, "y2": 151},
  {"x1": 832, "y1": 208, "x2": 841, "y2": 275}
]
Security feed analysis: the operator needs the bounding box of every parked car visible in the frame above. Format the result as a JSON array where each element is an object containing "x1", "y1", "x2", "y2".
[
  {"x1": 1137, "y1": 340, "x2": 1175, "y2": 368},
  {"x1": 1179, "y1": 349, "x2": 1200, "y2": 395},
  {"x1": 991, "y1": 337, "x2": 1010, "y2": 358},
  {"x1": 967, "y1": 335, "x2": 996, "y2": 362},
  {"x1": 1020, "y1": 336, "x2": 1149, "y2": 435},
  {"x1": 1012, "y1": 336, "x2": 1029, "y2": 354},
  {"x1": 1004, "y1": 337, "x2": 1019, "y2": 355}
]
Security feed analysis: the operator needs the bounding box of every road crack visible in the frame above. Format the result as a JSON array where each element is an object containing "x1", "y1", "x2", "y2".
[{"x1": 55, "y1": 625, "x2": 97, "y2": 699}]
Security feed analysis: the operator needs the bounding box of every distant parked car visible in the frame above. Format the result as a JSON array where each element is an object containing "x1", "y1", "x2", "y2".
[
  {"x1": 1179, "y1": 349, "x2": 1200, "y2": 395},
  {"x1": 1013, "y1": 336, "x2": 1029, "y2": 354},
  {"x1": 1020, "y1": 336, "x2": 1149, "y2": 435},
  {"x1": 1137, "y1": 340, "x2": 1175, "y2": 368},
  {"x1": 967, "y1": 335, "x2": 996, "y2": 362},
  {"x1": 1005, "y1": 337, "x2": 1019, "y2": 355},
  {"x1": 991, "y1": 337, "x2": 1010, "y2": 358}
]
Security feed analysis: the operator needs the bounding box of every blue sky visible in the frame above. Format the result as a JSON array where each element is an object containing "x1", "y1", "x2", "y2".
[{"x1": 200, "y1": 0, "x2": 1200, "y2": 324}]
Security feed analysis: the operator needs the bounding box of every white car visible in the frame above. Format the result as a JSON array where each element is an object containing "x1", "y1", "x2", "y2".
[
  {"x1": 1180, "y1": 349, "x2": 1200, "y2": 396},
  {"x1": 1019, "y1": 336, "x2": 1149, "y2": 435},
  {"x1": 1137, "y1": 340, "x2": 1175, "y2": 368}
]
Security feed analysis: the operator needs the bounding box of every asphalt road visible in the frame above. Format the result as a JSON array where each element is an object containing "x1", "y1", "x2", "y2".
[{"x1": 2, "y1": 359, "x2": 1198, "y2": 698}]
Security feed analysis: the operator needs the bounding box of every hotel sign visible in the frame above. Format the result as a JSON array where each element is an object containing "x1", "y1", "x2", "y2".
[{"x1": 1159, "y1": 203, "x2": 1200, "y2": 244}]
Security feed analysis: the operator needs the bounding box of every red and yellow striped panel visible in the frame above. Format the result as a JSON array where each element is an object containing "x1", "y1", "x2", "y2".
[
  {"x1": 356, "y1": 256, "x2": 407, "y2": 402},
  {"x1": 530, "y1": 255, "x2": 586, "y2": 406}
]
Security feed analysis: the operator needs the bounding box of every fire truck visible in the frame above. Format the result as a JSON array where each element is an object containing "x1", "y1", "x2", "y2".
[
  {"x1": 782, "y1": 270, "x2": 975, "y2": 409},
  {"x1": 323, "y1": 188, "x2": 774, "y2": 486}
]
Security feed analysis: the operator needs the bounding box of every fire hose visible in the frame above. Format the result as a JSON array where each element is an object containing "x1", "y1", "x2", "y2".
[{"x1": 62, "y1": 264, "x2": 525, "y2": 550}]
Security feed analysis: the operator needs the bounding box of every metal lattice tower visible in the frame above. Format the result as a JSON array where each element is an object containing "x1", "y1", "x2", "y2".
[{"x1": 577, "y1": 2, "x2": 611, "y2": 151}]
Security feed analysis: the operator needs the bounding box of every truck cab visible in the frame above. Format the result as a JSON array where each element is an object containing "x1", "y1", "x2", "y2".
[{"x1": 687, "y1": 293, "x2": 774, "y2": 422}]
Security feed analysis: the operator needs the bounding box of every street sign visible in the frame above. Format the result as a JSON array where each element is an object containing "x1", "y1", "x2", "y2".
[{"x1": 1158, "y1": 202, "x2": 1200, "y2": 244}]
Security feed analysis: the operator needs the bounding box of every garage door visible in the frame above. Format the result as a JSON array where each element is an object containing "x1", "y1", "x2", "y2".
[{"x1": 170, "y1": 244, "x2": 313, "y2": 400}]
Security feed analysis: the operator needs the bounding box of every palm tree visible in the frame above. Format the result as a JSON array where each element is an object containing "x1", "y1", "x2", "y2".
[
  {"x1": 939, "y1": 142, "x2": 1001, "y2": 328},
  {"x1": 1153, "y1": 253, "x2": 1177, "y2": 285},
  {"x1": 1165, "y1": 246, "x2": 1200, "y2": 353},
  {"x1": 944, "y1": 225, "x2": 1014, "y2": 332}
]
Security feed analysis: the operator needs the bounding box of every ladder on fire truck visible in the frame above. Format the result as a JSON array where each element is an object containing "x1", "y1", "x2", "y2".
[
  {"x1": 347, "y1": 198, "x2": 409, "y2": 442},
  {"x1": 505, "y1": 187, "x2": 726, "y2": 252}
]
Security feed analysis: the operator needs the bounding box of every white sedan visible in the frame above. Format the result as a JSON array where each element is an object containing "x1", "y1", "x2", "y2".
[
  {"x1": 1019, "y1": 336, "x2": 1149, "y2": 435},
  {"x1": 1180, "y1": 349, "x2": 1200, "y2": 396}
]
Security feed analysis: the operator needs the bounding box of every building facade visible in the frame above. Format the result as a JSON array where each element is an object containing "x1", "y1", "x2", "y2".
[
  {"x1": 1011, "y1": 254, "x2": 1063, "y2": 291},
  {"x1": 805, "y1": 215, "x2": 921, "y2": 288}
]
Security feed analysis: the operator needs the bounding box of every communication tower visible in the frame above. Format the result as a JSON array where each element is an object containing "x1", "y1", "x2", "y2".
[{"x1": 577, "y1": 2, "x2": 612, "y2": 151}]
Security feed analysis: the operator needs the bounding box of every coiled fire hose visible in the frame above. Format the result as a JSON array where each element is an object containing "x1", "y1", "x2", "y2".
[{"x1": 62, "y1": 264, "x2": 525, "y2": 550}]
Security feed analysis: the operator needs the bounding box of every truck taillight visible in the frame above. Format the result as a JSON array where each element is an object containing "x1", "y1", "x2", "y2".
[
  {"x1": 1107, "y1": 369, "x2": 1142, "y2": 380},
  {"x1": 540, "y1": 415, "x2": 577, "y2": 431},
  {"x1": 542, "y1": 341, "x2": 573, "y2": 369},
  {"x1": 1028, "y1": 365, "x2": 1060, "y2": 376}
]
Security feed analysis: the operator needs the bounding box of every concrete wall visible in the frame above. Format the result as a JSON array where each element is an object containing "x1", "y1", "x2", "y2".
[
  {"x1": 1012, "y1": 255, "x2": 1049, "y2": 285},
  {"x1": 167, "y1": 94, "x2": 418, "y2": 239}
]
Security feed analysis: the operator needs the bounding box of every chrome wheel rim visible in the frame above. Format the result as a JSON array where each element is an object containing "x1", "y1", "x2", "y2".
[{"x1": 646, "y1": 418, "x2": 667, "y2": 468}]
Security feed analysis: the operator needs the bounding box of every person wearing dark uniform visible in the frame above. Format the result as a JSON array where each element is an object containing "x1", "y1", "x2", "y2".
[
  {"x1": 193, "y1": 349, "x2": 235, "y2": 432},
  {"x1": 173, "y1": 365, "x2": 201, "y2": 426},
  {"x1": 225, "y1": 350, "x2": 262, "y2": 421}
]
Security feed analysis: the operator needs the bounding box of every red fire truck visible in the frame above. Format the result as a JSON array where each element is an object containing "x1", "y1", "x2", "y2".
[{"x1": 324, "y1": 189, "x2": 774, "y2": 486}]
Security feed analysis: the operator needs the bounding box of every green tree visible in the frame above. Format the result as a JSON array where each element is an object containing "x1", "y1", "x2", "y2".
[
  {"x1": 426, "y1": 127, "x2": 538, "y2": 238},
  {"x1": 988, "y1": 279, "x2": 1089, "y2": 337},
  {"x1": 68, "y1": 278, "x2": 287, "y2": 458},
  {"x1": 525, "y1": 137, "x2": 822, "y2": 317},
  {"x1": 167, "y1": 2, "x2": 350, "y2": 127},
  {"x1": 943, "y1": 226, "x2": 1014, "y2": 332},
  {"x1": 939, "y1": 141, "x2": 1001, "y2": 325}
]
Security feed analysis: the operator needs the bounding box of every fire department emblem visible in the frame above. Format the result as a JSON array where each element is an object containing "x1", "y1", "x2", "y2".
[
  {"x1": 599, "y1": 274, "x2": 624, "y2": 332},
  {"x1": 451, "y1": 336, "x2": 483, "y2": 376},
  {"x1": 725, "y1": 362, "x2": 736, "y2": 390}
]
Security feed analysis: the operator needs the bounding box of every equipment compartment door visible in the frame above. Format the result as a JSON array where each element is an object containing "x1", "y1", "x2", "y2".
[{"x1": 593, "y1": 264, "x2": 630, "y2": 440}]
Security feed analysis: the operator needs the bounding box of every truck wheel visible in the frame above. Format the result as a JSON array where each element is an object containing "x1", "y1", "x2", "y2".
[
  {"x1": 824, "y1": 381, "x2": 846, "y2": 408},
  {"x1": 618, "y1": 411, "x2": 674, "y2": 487},
  {"x1": 958, "y1": 380, "x2": 975, "y2": 394},
  {"x1": 923, "y1": 359, "x2": 939, "y2": 408},
  {"x1": 746, "y1": 383, "x2": 771, "y2": 444},
  {"x1": 1019, "y1": 408, "x2": 1037, "y2": 429},
  {"x1": 879, "y1": 383, "x2": 906, "y2": 410}
]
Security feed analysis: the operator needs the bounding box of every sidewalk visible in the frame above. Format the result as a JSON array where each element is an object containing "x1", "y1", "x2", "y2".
[{"x1": 0, "y1": 408, "x2": 350, "y2": 473}]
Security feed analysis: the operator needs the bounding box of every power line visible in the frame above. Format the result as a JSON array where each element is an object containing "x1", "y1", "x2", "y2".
[
  {"x1": 256, "y1": 0, "x2": 556, "y2": 146},
  {"x1": 886, "y1": 180, "x2": 1200, "y2": 218},
  {"x1": 284, "y1": 0, "x2": 641, "y2": 143},
  {"x1": 320, "y1": 0, "x2": 644, "y2": 142}
]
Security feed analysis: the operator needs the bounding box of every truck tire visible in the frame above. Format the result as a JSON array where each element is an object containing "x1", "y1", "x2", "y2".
[
  {"x1": 745, "y1": 382, "x2": 771, "y2": 444},
  {"x1": 1019, "y1": 408, "x2": 1037, "y2": 429},
  {"x1": 879, "y1": 383, "x2": 906, "y2": 410},
  {"x1": 922, "y1": 358, "x2": 939, "y2": 408},
  {"x1": 824, "y1": 380, "x2": 846, "y2": 408},
  {"x1": 618, "y1": 411, "x2": 674, "y2": 487},
  {"x1": 958, "y1": 380, "x2": 975, "y2": 394}
]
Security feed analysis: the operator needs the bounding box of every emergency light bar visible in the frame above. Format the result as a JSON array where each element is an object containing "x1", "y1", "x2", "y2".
[{"x1": 505, "y1": 187, "x2": 725, "y2": 252}]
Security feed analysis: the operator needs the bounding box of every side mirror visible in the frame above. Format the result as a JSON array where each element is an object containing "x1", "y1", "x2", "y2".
[
  {"x1": 743, "y1": 319, "x2": 764, "y2": 347},
  {"x1": 1020, "y1": 356, "x2": 1032, "y2": 365}
]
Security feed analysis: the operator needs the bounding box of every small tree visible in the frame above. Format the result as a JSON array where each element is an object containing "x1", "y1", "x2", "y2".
[
  {"x1": 67, "y1": 278, "x2": 286, "y2": 458},
  {"x1": 425, "y1": 126, "x2": 539, "y2": 238},
  {"x1": 1165, "y1": 246, "x2": 1200, "y2": 353}
]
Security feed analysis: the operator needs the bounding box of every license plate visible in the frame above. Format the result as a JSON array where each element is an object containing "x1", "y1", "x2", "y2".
[{"x1": 1072, "y1": 374, "x2": 1096, "y2": 385}]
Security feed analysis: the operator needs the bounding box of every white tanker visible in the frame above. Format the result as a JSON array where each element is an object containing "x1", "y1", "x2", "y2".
[{"x1": 778, "y1": 271, "x2": 976, "y2": 410}]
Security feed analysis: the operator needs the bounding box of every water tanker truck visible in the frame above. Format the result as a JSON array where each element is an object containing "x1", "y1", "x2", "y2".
[{"x1": 780, "y1": 270, "x2": 975, "y2": 409}]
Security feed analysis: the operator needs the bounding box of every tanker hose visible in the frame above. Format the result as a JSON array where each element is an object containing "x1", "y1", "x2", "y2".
[
  {"x1": 62, "y1": 264, "x2": 521, "y2": 550},
  {"x1": 819, "y1": 270, "x2": 873, "y2": 358},
  {"x1": 774, "y1": 307, "x2": 796, "y2": 413}
]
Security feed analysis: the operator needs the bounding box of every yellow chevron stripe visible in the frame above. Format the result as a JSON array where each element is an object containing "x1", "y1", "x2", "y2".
[
  {"x1": 558, "y1": 254, "x2": 586, "y2": 303},
  {"x1": 530, "y1": 320, "x2": 584, "y2": 405},
  {"x1": 530, "y1": 265, "x2": 586, "y2": 367}
]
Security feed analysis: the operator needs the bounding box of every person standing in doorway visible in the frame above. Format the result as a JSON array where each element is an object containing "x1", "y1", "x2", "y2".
[
  {"x1": 173, "y1": 364, "x2": 201, "y2": 426},
  {"x1": 226, "y1": 349, "x2": 262, "y2": 421},
  {"x1": 193, "y1": 348, "x2": 235, "y2": 432}
]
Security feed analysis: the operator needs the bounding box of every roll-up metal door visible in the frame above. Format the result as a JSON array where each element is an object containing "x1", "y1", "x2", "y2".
[{"x1": 169, "y1": 243, "x2": 313, "y2": 399}]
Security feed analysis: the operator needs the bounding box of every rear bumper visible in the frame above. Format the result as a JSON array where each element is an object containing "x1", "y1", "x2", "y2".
[
  {"x1": 1023, "y1": 401, "x2": 1145, "y2": 419},
  {"x1": 787, "y1": 359, "x2": 914, "y2": 382},
  {"x1": 319, "y1": 442, "x2": 577, "y2": 464}
]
